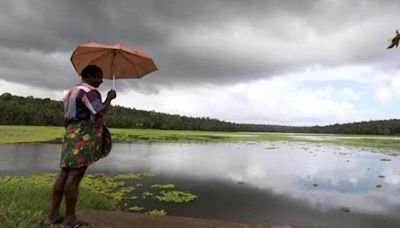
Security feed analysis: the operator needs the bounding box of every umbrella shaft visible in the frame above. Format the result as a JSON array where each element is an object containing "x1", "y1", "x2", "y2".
[{"x1": 112, "y1": 75, "x2": 115, "y2": 90}]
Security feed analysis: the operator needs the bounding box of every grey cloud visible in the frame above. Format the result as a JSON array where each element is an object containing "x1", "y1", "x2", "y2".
[{"x1": 0, "y1": 0, "x2": 400, "y2": 93}]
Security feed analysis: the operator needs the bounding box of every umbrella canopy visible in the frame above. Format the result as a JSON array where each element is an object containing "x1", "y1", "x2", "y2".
[{"x1": 70, "y1": 42, "x2": 158, "y2": 80}]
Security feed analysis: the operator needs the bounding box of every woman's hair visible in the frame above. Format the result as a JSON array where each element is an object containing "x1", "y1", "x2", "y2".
[{"x1": 81, "y1": 65, "x2": 102, "y2": 78}]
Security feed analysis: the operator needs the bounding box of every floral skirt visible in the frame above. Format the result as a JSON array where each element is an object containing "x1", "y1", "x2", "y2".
[{"x1": 60, "y1": 120, "x2": 112, "y2": 169}]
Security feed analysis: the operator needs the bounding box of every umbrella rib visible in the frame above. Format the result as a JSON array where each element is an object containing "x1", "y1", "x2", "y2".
[
  {"x1": 86, "y1": 50, "x2": 112, "y2": 67},
  {"x1": 120, "y1": 51, "x2": 142, "y2": 77}
]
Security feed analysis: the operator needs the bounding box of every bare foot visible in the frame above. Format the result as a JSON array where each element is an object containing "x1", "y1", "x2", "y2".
[{"x1": 61, "y1": 219, "x2": 90, "y2": 228}]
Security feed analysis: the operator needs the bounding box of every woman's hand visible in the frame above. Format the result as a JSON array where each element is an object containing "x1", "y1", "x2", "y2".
[{"x1": 107, "y1": 90, "x2": 117, "y2": 100}]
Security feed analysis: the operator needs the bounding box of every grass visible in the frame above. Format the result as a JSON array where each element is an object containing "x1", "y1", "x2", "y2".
[
  {"x1": 0, "y1": 174, "x2": 116, "y2": 227},
  {"x1": 1, "y1": 125, "x2": 400, "y2": 150},
  {"x1": 0, "y1": 125, "x2": 64, "y2": 144},
  {"x1": 0, "y1": 172, "x2": 199, "y2": 227},
  {"x1": 0, "y1": 125, "x2": 290, "y2": 144}
]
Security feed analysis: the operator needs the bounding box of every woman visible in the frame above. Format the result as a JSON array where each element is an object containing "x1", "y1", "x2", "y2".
[{"x1": 44, "y1": 65, "x2": 116, "y2": 227}]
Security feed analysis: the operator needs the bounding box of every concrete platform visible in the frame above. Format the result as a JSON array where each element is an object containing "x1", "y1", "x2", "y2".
[{"x1": 77, "y1": 209, "x2": 301, "y2": 228}]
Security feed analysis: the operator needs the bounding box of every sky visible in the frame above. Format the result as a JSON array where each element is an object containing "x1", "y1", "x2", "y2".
[{"x1": 0, "y1": 0, "x2": 400, "y2": 126}]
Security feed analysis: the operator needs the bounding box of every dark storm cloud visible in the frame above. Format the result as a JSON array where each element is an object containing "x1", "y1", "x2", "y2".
[{"x1": 0, "y1": 0, "x2": 400, "y2": 92}]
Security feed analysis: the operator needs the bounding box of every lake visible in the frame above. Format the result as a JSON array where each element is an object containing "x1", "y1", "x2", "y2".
[{"x1": 1, "y1": 141, "x2": 400, "y2": 227}]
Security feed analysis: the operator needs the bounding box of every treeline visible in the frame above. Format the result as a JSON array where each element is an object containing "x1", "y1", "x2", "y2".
[{"x1": 1, "y1": 92, "x2": 399, "y2": 135}]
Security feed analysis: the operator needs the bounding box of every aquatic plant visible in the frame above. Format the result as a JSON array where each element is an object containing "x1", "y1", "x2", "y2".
[
  {"x1": 145, "y1": 209, "x2": 167, "y2": 216},
  {"x1": 340, "y1": 206, "x2": 351, "y2": 213},
  {"x1": 81, "y1": 174, "x2": 135, "y2": 203},
  {"x1": 129, "y1": 206, "x2": 145, "y2": 212},
  {"x1": 142, "y1": 192, "x2": 154, "y2": 199},
  {"x1": 155, "y1": 191, "x2": 198, "y2": 203},
  {"x1": 151, "y1": 184, "x2": 175, "y2": 189},
  {"x1": 114, "y1": 173, "x2": 157, "y2": 180}
]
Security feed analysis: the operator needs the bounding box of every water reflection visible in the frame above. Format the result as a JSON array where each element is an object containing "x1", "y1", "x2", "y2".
[{"x1": 1, "y1": 142, "x2": 400, "y2": 226}]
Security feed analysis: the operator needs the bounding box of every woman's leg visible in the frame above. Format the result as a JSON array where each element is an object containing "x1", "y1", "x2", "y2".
[
  {"x1": 44, "y1": 168, "x2": 69, "y2": 224},
  {"x1": 62, "y1": 166, "x2": 87, "y2": 226}
]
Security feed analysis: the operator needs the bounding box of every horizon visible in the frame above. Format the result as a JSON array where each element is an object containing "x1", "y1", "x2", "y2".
[
  {"x1": 0, "y1": 1, "x2": 400, "y2": 126},
  {"x1": 2, "y1": 91, "x2": 397, "y2": 128}
]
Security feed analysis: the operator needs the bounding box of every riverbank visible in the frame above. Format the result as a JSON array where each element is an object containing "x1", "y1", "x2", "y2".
[
  {"x1": 1, "y1": 125, "x2": 400, "y2": 150},
  {"x1": 77, "y1": 209, "x2": 277, "y2": 228}
]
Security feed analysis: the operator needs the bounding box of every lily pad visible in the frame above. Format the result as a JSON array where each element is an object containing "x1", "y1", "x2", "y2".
[{"x1": 340, "y1": 206, "x2": 351, "y2": 213}]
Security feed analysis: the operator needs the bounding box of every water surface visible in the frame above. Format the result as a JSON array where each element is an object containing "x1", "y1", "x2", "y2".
[{"x1": 1, "y1": 142, "x2": 399, "y2": 227}]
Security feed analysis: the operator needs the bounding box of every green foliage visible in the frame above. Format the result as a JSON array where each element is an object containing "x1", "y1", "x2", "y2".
[
  {"x1": 0, "y1": 202, "x2": 45, "y2": 228},
  {"x1": 3, "y1": 92, "x2": 400, "y2": 135},
  {"x1": 0, "y1": 174, "x2": 116, "y2": 227},
  {"x1": 0, "y1": 172, "x2": 200, "y2": 226}
]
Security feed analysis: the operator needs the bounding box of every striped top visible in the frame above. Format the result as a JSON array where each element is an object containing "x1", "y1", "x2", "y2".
[{"x1": 64, "y1": 82, "x2": 105, "y2": 121}]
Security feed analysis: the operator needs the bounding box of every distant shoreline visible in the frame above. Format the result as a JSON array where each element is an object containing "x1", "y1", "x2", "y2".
[{"x1": 1, "y1": 125, "x2": 400, "y2": 152}]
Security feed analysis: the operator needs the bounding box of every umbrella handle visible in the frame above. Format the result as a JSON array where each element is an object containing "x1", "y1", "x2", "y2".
[{"x1": 112, "y1": 75, "x2": 115, "y2": 90}]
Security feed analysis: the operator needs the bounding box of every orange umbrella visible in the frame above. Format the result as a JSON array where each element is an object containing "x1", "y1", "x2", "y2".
[{"x1": 70, "y1": 42, "x2": 158, "y2": 89}]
